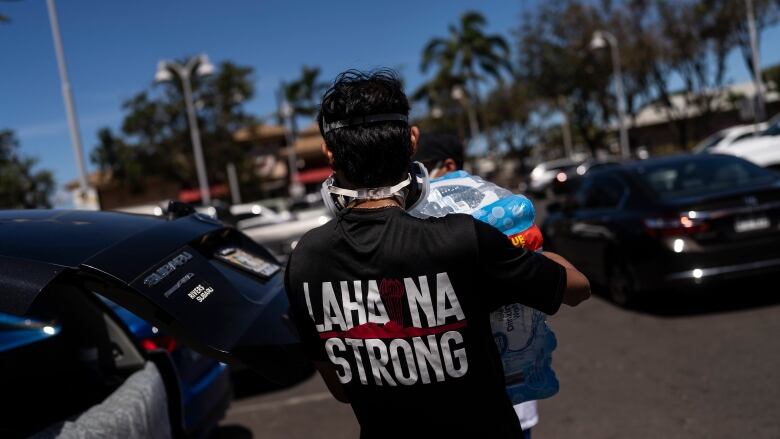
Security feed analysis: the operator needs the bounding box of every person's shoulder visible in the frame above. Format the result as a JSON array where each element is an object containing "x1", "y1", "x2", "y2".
[
  {"x1": 404, "y1": 211, "x2": 476, "y2": 227},
  {"x1": 287, "y1": 222, "x2": 333, "y2": 269},
  {"x1": 402, "y1": 212, "x2": 480, "y2": 253}
]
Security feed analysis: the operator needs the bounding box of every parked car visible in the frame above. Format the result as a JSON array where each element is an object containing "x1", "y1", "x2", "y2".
[
  {"x1": 712, "y1": 114, "x2": 780, "y2": 172},
  {"x1": 527, "y1": 154, "x2": 588, "y2": 198},
  {"x1": 102, "y1": 299, "x2": 231, "y2": 437},
  {"x1": 1, "y1": 287, "x2": 178, "y2": 438},
  {"x1": 240, "y1": 200, "x2": 332, "y2": 260},
  {"x1": 0, "y1": 209, "x2": 311, "y2": 437},
  {"x1": 693, "y1": 123, "x2": 767, "y2": 154},
  {"x1": 550, "y1": 158, "x2": 622, "y2": 196},
  {"x1": 0, "y1": 299, "x2": 231, "y2": 438},
  {"x1": 542, "y1": 154, "x2": 780, "y2": 307}
]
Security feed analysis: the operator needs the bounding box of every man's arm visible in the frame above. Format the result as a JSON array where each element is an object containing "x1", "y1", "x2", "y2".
[
  {"x1": 313, "y1": 361, "x2": 350, "y2": 403},
  {"x1": 541, "y1": 251, "x2": 591, "y2": 306},
  {"x1": 474, "y1": 218, "x2": 590, "y2": 314}
]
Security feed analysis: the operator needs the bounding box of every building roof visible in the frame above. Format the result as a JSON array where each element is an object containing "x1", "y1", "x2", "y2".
[
  {"x1": 233, "y1": 124, "x2": 287, "y2": 142},
  {"x1": 629, "y1": 81, "x2": 780, "y2": 129},
  {"x1": 64, "y1": 171, "x2": 112, "y2": 191}
]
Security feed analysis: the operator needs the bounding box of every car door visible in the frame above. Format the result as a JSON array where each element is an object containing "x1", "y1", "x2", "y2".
[
  {"x1": 0, "y1": 210, "x2": 310, "y2": 386},
  {"x1": 562, "y1": 174, "x2": 628, "y2": 283}
]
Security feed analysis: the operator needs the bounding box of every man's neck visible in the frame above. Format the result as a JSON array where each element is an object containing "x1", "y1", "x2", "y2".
[{"x1": 352, "y1": 198, "x2": 402, "y2": 209}]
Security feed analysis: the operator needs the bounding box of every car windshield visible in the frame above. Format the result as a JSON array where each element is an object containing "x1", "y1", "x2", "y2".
[
  {"x1": 693, "y1": 132, "x2": 726, "y2": 152},
  {"x1": 637, "y1": 156, "x2": 776, "y2": 199},
  {"x1": 762, "y1": 120, "x2": 780, "y2": 136}
]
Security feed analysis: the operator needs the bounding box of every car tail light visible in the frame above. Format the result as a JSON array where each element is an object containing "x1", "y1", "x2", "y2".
[
  {"x1": 643, "y1": 216, "x2": 710, "y2": 237},
  {"x1": 140, "y1": 335, "x2": 177, "y2": 352}
]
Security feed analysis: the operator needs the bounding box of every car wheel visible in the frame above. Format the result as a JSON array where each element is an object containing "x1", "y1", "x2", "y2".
[{"x1": 608, "y1": 262, "x2": 636, "y2": 308}]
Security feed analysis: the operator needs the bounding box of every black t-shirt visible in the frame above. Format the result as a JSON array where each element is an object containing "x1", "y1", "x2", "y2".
[{"x1": 285, "y1": 207, "x2": 565, "y2": 438}]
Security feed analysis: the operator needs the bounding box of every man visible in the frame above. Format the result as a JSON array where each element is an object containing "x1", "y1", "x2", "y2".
[
  {"x1": 284, "y1": 69, "x2": 589, "y2": 438},
  {"x1": 410, "y1": 132, "x2": 464, "y2": 179},
  {"x1": 412, "y1": 133, "x2": 551, "y2": 439}
]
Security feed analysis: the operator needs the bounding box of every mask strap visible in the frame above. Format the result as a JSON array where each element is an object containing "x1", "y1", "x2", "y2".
[{"x1": 327, "y1": 175, "x2": 412, "y2": 200}]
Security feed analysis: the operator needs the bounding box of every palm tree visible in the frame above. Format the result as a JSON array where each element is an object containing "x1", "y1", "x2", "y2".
[
  {"x1": 412, "y1": 71, "x2": 469, "y2": 138},
  {"x1": 282, "y1": 65, "x2": 327, "y2": 136},
  {"x1": 1, "y1": 0, "x2": 23, "y2": 24},
  {"x1": 420, "y1": 11, "x2": 513, "y2": 132}
]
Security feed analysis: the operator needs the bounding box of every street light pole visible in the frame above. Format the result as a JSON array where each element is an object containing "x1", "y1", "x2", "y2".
[
  {"x1": 156, "y1": 56, "x2": 213, "y2": 205},
  {"x1": 46, "y1": 0, "x2": 89, "y2": 196},
  {"x1": 746, "y1": 0, "x2": 766, "y2": 123},
  {"x1": 591, "y1": 30, "x2": 630, "y2": 159}
]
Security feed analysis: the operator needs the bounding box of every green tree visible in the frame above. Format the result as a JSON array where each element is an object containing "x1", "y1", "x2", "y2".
[
  {"x1": 412, "y1": 71, "x2": 468, "y2": 138},
  {"x1": 483, "y1": 82, "x2": 535, "y2": 151},
  {"x1": 705, "y1": 0, "x2": 780, "y2": 81},
  {"x1": 282, "y1": 65, "x2": 327, "y2": 136},
  {"x1": 94, "y1": 59, "x2": 258, "y2": 193},
  {"x1": 0, "y1": 130, "x2": 55, "y2": 208},
  {"x1": 420, "y1": 11, "x2": 512, "y2": 143},
  {"x1": 763, "y1": 63, "x2": 780, "y2": 91},
  {"x1": 646, "y1": 0, "x2": 738, "y2": 146},
  {"x1": 516, "y1": 0, "x2": 613, "y2": 154},
  {"x1": 283, "y1": 66, "x2": 326, "y2": 117}
]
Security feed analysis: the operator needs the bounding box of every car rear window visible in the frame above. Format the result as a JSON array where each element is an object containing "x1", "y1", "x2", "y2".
[{"x1": 637, "y1": 156, "x2": 776, "y2": 199}]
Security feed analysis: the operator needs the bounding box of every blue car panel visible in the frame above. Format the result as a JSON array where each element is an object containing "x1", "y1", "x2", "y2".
[{"x1": 102, "y1": 299, "x2": 232, "y2": 435}]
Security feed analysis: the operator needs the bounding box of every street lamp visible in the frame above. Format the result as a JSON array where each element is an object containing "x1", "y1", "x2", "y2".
[
  {"x1": 155, "y1": 55, "x2": 215, "y2": 205},
  {"x1": 590, "y1": 30, "x2": 630, "y2": 159}
]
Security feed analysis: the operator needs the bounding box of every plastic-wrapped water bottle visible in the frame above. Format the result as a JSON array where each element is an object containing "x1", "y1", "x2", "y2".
[{"x1": 411, "y1": 170, "x2": 559, "y2": 404}]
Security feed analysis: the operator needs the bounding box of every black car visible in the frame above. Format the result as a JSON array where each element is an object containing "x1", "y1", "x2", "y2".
[
  {"x1": 542, "y1": 154, "x2": 780, "y2": 306},
  {"x1": 550, "y1": 157, "x2": 622, "y2": 196},
  {"x1": 0, "y1": 209, "x2": 311, "y2": 437}
]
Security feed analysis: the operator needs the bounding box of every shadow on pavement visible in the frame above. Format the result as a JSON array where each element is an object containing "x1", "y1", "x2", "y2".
[
  {"x1": 209, "y1": 424, "x2": 253, "y2": 439},
  {"x1": 231, "y1": 367, "x2": 316, "y2": 400}
]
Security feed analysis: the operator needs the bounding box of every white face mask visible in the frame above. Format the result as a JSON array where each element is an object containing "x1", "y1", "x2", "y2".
[{"x1": 320, "y1": 161, "x2": 430, "y2": 216}]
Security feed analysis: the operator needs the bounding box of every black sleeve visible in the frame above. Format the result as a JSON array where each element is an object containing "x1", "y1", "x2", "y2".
[
  {"x1": 473, "y1": 218, "x2": 566, "y2": 315},
  {"x1": 284, "y1": 255, "x2": 326, "y2": 361}
]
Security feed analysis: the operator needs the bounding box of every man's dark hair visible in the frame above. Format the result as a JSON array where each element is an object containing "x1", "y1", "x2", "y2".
[
  {"x1": 413, "y1": 132, "x2": 465, "y2": 171},
  {"x1": 317, "y1": 69, "x2": 411, "y2": 188}
]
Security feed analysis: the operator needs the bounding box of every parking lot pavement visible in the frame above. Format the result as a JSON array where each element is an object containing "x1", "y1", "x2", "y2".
[
  {"x1": 221, "y1": 372, "x2": 359, "y2": 438},
  {"x1": 222, "y1": 289, "x2": 780, "y2": 439}
]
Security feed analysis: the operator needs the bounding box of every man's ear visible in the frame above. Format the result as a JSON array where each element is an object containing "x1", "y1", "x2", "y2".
[
  {"x1": 443, "y1": 158, "x2": 458, "y2": 173},
  {"x1": 321, "y1": 142, "x2": 335, "y2": 166},
  {"x1": 410, "y1": 126, "x2": 420, "y2": 155}
]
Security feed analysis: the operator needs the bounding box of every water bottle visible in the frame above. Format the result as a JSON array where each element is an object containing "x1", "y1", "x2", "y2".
[{"x1": 411, "y1": 171, "x2": 559, "y2": 404}]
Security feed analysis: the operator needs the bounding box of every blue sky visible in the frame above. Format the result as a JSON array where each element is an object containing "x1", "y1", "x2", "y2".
[{"x1": 1, "y1": 0, "x2": 779, "y2": 193}]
